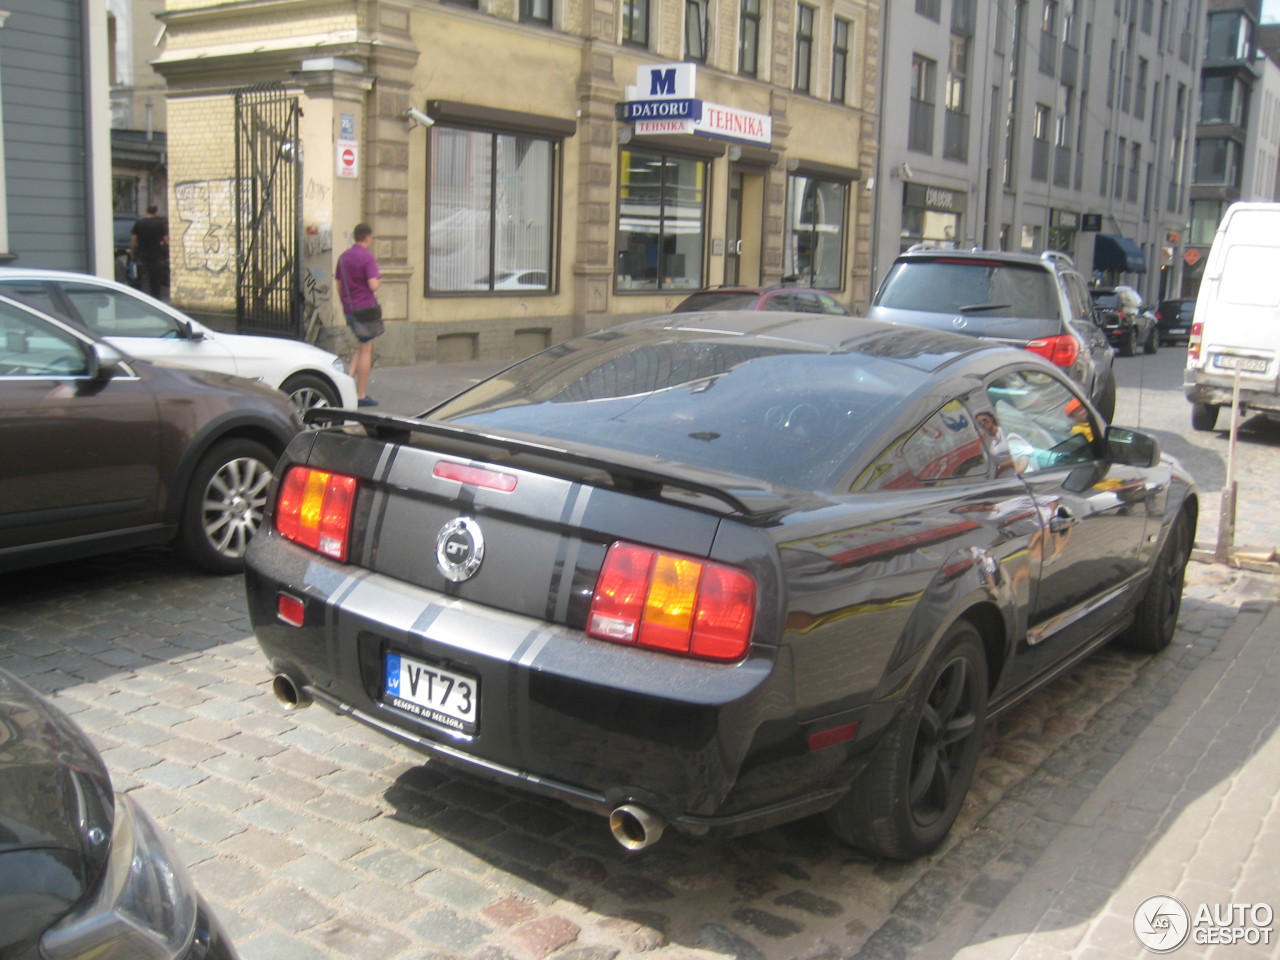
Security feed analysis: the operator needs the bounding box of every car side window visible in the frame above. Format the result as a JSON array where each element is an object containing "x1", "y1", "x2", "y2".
[
  {"x1": 1062, "y1": 273, "x2": 1094, "y2": 323},
  {"x1": 0, "y1": 304, "x2": 89, "y2": 377},
  {"x1": 818, "y1": 294, "x2": 845, "y2": 314},
  {"x1": 984, "y1": 370, "x2": 1097, "y2": 475},
  {"x1": 851, "y1": 399, "x2": 989, "y2": 491},
  {"x1": 0, "y1": 279, "x2": 63, "y2": 317},
  {"x1": 59, "y1": 282, "x2": 181, "y2": 338}
]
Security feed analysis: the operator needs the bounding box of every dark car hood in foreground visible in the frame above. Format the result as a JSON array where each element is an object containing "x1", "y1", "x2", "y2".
[{"x1": 0, "y1": 670, "x2": 110, "y2": 880}]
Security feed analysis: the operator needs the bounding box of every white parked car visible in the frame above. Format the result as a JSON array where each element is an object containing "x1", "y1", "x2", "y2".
[{"x1": 0, "y1": 268, "x2": 358, "y2": 414}]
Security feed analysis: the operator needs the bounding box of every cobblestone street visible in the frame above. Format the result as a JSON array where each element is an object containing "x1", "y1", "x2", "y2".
[{"x1": 2, "y1": 549, "x2": 1273, "y2": 960}]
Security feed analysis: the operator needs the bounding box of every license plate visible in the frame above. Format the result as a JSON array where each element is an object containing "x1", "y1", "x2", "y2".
[
  {"x1": 1212, "y1": 353, "x2": 1269, "y2": 374},
  {"x1": 1170, "y1": 326, "x2": 1187, "y2": 335},
  {"x1": 383, "y1": 652, "x2": 478, "y2": 734}
]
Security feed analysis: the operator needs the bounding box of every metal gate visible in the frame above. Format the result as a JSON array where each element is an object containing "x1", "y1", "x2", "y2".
[{"x1": 234, "y1": 84, "x2": 301, "y2": 338}]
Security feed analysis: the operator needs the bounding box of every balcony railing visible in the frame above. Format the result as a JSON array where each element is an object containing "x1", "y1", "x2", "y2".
[{"x1": 944, "y1": 109, "x2": 969, "y2": 161}]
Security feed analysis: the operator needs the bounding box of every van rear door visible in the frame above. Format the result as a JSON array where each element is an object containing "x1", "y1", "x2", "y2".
[{"x1": 1190, "y1": 204, "x2": 1280, "y2": 395}]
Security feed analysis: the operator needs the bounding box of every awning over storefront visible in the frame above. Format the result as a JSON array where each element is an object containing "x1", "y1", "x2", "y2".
[{"x1": 1094, "y1": 234, "x2": 1147, "y2": 273}]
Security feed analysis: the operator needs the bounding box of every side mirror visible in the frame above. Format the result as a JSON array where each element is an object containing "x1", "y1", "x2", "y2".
[
  {"x1": 1106, "y1": 425, "x2": 1160, "y2": 468},
  {"x1": 178, "y1": 320, "x2": 205, "y2": 341},
  {"x1": 90, "y1": 341, "x2": 125, "y2": 381}
]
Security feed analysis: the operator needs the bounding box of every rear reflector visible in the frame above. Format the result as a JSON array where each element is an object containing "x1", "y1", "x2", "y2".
[
  {"x1": 1189, "y1": 320, "x2": 1203, "y2": 360},
  {"x1": 1025, "y1": 334, "x2": 1080, "y2": 368},
  {"x1": 808, "y1": 722, "x2": 859, "y2": 751},
  {"x1": 275, "y1": 466, "x2": 357, "y2": 562},
  {"x1": 434, "y1": 461, "x2": 518, "y2": 492},
  {"x1": 277, "y1": 593, "x2": 306, "y2": 627},
  {"x1": 587, "y1": 542, "x2": 756, "y2": 662}
]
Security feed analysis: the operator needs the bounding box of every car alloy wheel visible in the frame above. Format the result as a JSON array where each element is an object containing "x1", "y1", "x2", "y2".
[
  {"x1": 826, "y1": 620, "x2": 988, "y2": 859},
  {"x1": 281, "y1": 373, "x2": 340, "y2": 419},
  {"x1": 1119, "y1": 511, "x2": 1191, "y2": 654},
  {"x1": 179, "y1": 439, "x2": 276, "y2": 574}
]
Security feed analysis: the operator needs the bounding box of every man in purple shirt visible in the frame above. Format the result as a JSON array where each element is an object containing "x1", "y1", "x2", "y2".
[{"x1": 336, "y1": 223, "x2": 383, "y2": 406}]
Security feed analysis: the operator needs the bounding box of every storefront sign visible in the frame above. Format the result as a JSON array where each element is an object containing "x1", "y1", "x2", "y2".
[
  {"x1": 1051, "y1": 209, "x2": 1079, "y2": 229},
  {"x1": 621, "y1": 63, "x2": 772, "y2": 147},
  {"x1": 904, "y1": 183, "x2": 967, "y2": 213},
  {"x1": 622, "y1": 99, "x2": 701, "y2": 122}
]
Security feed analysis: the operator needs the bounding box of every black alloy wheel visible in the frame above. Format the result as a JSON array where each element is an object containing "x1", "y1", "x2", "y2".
[
  {"x1": 826, "y1": 620, "x2": 988, "y2": 860},
  {"x1": 1119, "y1": 511, "x2": 1192, "y2": 654}
]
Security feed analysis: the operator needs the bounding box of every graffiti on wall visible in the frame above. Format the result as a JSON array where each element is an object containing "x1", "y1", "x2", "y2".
[{"x1": 174, "y1": 178, "x2": 249, "y2": 274}]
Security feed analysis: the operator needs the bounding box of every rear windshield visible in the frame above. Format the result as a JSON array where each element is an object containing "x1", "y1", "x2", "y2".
[
  {"x1": 1091, "y1": 293, "x2": 1120, "y2": 308},
  {"x1": 672, "y1": 292, "x2": 760, "y2": 312},
  {"x1": 430, "y1": 332, "x2": 923, "y2": 490},
  {"x1": 875, "y1": 259, "x2": 1061, "y2": 319}
]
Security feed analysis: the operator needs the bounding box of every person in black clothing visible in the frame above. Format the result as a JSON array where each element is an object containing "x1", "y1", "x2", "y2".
[{"x1": 130, "y1": 205, "x2": 169, "y2": 299}]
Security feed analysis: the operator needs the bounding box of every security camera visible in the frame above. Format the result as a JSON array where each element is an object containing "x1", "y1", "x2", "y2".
[{"x1": 403, "y1": 107, "x2": 434, "y2": 129}]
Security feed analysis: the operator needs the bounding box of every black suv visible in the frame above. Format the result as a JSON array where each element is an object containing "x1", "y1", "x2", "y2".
[
  {"x1": 869, "y1": 247, "x2": 1117, "y2": 421},
  {"x1": 1090, "y1": 285, "x2": 1157, "y2": 357}
]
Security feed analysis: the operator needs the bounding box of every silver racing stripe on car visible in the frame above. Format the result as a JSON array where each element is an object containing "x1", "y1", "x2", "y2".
[{"x1": 549, "y1": 482, "x2": 596, "y2": 624}]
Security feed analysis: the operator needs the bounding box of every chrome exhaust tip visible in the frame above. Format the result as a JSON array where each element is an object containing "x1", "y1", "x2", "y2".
[
  {"x1": 271, "y1": 672, "x2": 311, "y2": 710},
  {"x1": 609, "y1": 804, "x2": 665, "y2": 850}
]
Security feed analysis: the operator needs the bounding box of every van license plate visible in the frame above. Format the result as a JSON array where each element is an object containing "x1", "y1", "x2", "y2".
[
  {"x1": 1213, "y1": 354, "x2": 1268, "y2": 374},
  {"x1": 383, "y1": 652, "x2": 478, "y2": 734}
]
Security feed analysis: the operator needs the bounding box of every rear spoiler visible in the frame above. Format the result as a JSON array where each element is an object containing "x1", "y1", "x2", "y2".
[{"x1": 307, "y1": 408, "x2": 792, "y2": 520}]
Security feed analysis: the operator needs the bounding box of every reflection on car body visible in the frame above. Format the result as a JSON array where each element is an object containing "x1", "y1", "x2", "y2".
[{"x1": 245, "y1": 311, "x2": 1197, "y2": 861}]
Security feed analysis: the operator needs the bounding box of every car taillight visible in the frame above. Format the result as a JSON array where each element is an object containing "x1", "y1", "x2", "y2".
[
  {"x1": 1189, "y1": 320, "x2": 1203, "y2": 360},
  {"x1": 275, "y1": 465, "x2": 357, "y2": 562},
  {"x1": 1025, "y1": 334, "x2": 1080, "y2": 368},
  {"x1": 587, "y1": 542, "x2": 756, "y2": 662}
]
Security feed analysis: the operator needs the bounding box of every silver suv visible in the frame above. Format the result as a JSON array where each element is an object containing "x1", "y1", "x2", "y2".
[{"x1": 869, "y1": 247, "x2": 1117, "y2": 421}]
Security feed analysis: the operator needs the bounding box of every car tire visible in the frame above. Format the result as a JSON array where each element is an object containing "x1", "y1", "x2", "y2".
[
  {"x1": 1119, "y1": 328, "x2": 1137, "y2": 357},
  {"x1": 1118, "y1": 512, "x2": 1191, "y2": 654},
  {"x1": 1191, "y1": 402, "x2": 1219, "y2": 432},
  {"x1": 1143, "y1": 326, "x2": 1157, "y2": 354},
  {"x1": 1094, "y1": 371, "x2": 1117, "y2": 423},
  {"x1": 281, "y1": 373, "x2": 340, "y2": 418},
  {"x1": 826, "y1": 619, "x2": 988, "y2": 860},
  {"x1": 178, "y1": 439, "x2": 277, "y2": 574}
]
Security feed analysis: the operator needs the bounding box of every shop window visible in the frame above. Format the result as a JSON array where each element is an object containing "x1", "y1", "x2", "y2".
[
  {"x1": 784, "y1": 175, "x2": 846, "y2": 289},
  {"x1": 616, "y1": 149, "x2": 707, "y2": 292},
  {"x1": 428, "y1": 128, "x2": 556, "y2": 294},
  {"x1": 622, "y1": 0, "x2": 649, "y2": 46}
]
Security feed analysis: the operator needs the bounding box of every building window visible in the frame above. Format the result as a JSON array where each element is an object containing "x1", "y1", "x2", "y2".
[
  {"x1": 916, "y1": 0, "x2": 941, "y2": 22},
  {"x1": 616, "y1": 149, "x2": 707, "y2": 291},
  {"x1": 739, "y1": 0, "x2": 760, "y2": 75},
  {"x1": 1128, "y1": 141, "x2": 1140, "y2": 203},
  {"x1": 622, "y1": 0, "x2": 649, "y2": 47},
  {"x1": 909, "y1": 54, "x2": 936, "y2": 153},
  {"x1": 795, "y1": 4, "x2": 815, "y2": 93},
  {"x1": 1189, "y1": 199, "x2": 1226, "y2": 245},
  {"x1": 1206, "y1": 10, "x2": 1252, "y2": 60},
  {"x1": 1031, "y1": 102, "x2": 1050, "y2": 181},
  {"x1": 1114, "y1": 135, "x2": 1126, "y2": 197},
  {"x1": 832, "y1": 17, "x2": 850, "y2": 103},
  {"x1": 1193, "y1": 137, "x2": 1241, "y2": 187},
  {"x1": 428, "y1": 128, "x2": 556, "y2": 294},
  {"x1": 784, "y1": 175, "x2": 847, "y2": 288},
  {"x1": 686, "y1": 0, "x2": 709, "y2": 62},
  {"x1": 944, "y1": 35, "x2": 969, "y2": 160},
  {"x1": 521, "y1": 0, "x2": 551, "y2": 25},
  {"x1": 1135, "y1": 56, "x2": 1148, "y2": 120},
  {"x1": 1200, "y1": 75, "x2": 1247, "y2": 125}
]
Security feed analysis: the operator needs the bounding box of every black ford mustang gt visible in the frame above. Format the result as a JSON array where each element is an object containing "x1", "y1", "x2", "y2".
[{"x1": 245, "y1": 312, "x2": 1197, "y2": 860}]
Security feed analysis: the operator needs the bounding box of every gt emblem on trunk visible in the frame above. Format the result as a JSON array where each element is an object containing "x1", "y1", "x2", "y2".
[{"x1": 436, "y1": 517, "x2": 485, "y2": 582}]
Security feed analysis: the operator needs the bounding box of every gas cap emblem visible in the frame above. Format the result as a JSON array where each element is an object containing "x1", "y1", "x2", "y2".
[{"x1": 436, "y1": 517, "x2": 485, "y2": 582}]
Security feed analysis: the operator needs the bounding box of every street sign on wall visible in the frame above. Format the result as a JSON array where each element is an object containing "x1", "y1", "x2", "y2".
[{"x1": 336, "y1": 139, "x2": 358, "y2": 179}]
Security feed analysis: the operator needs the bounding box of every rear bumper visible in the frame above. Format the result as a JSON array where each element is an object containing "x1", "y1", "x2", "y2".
[
  {"x1": 1185, "y1": 369, "x2": 1280, "y2": 415},
  {"x1": 244, "y1": 534, "x2": 866, "y2": 836}
]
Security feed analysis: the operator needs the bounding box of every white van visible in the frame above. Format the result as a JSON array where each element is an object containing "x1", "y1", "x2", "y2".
[{"x1": 1185, "y1": 202, "x2": 1280, "y2": 431}]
